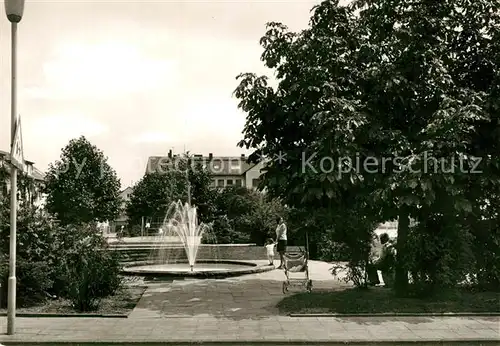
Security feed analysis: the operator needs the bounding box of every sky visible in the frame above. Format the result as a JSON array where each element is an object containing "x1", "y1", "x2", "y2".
[{"x1": 0, "y1": 0, "x2": 327, "y2": 188}]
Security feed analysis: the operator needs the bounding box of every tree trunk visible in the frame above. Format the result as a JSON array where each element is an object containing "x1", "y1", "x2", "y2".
[{"x1": 395, "y1": 206, "x2": 410, "y2": 296}]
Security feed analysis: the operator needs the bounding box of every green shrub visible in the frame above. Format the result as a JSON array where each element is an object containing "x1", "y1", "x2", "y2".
[
  {"x1": 0, "y1": 256, "x2": 9, "y2": 308},
  {"x1": 294, "y1": 205, "x2": 378, "y2": 288},
  {"x1": 126, "y1": 224, "x2": 142, "y2": 237},
  {"x1": 58, "y1": 224, "x2": 122, "y2": 311},
  {"x1": 0, "y1": 200, "x2": 58, "y2": 306},
  {"x1": 404, "y1": 214, "x2": 476, "y2": 296},
  {"x1": 63, "y1": 245, "x2": 121, "y2": 311},
  {"x1": 17, "y1": 260, "x2": 54, "y2": 305},
  {"x1": 202, "y1": 216, "x2": 251, "y2": 244},
  {"x1": 0, "y1": 197, "x2": 122, "y2": 311},
  {"x1": 468, "y1": 218, "x2": 500, "y2": 290},
  {"x1": 0, "y1": 257, "x2": 53, "y2": 308}
]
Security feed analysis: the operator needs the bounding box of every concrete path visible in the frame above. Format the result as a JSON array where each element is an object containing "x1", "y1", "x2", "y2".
[
  {"x1": 129, "y1": 260, "x2": 348, "y2": 319},
  {"x1": 0, "y1": 315, "x2": 498, "y2": 343}
]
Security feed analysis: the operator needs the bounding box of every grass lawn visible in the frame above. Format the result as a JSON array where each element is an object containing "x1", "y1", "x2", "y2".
[
  {"x1": 0, "y1": 286, "x2": 146, "y2": 315},
  {"x1": 277, "y1": 286, "x2": 500, "y2": 314}
]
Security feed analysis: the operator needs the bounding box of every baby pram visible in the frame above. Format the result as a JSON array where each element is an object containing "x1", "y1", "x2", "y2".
[{"x1": 282, "y1": 232, "x2": 312, "y2": 293}]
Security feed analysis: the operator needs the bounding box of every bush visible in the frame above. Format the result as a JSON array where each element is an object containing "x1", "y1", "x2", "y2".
[
  {"x1": 45, "y1": 229, "x2": 122, "y2": 311},
  {"x1": 291, "y1": 205, "x2": 378, "y2": 287},
  {"x1": 403, "y1": 213, "x2": 476, "y2": 296},
  {"x1": 0, "y1": 200, "x2": 59, "y2": 306},
  {"x1": 468, "y1": 217, "x2": 500, "y2": 290},
  {"x1": 0, "y1": 199, "x2": 123, "y2": 310},
  {"x1": 202, "y1": 215, "x2": 251, "y2": 244},
  {"x1": 57, "y1": 224, "x2": 122, "y2": 311},
  {"x1": 126, "y1": 224, "x2": 142, "y2": 237}
]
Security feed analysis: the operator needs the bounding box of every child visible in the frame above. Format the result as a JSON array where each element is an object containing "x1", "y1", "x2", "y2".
[{"x1": 264, "y1": 238, "x2": 276, "y2": 266}]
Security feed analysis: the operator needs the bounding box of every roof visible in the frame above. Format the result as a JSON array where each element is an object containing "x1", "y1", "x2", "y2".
[
  {"x1": 145, "y1": 155, "x2": 258, "y2": 176},
  {"x1": 120, "y1": 186, "x2": 133, "y2": 194},
  {"x1": 31, "y1": 167, "x2": 45, "y2": 181},
  {"x1": 0, "y1": 149, "x2": 45, "y2": 181}
]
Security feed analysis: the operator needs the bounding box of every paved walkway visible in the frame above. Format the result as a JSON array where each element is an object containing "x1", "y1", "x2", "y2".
[
  {"x1": 0, "y1": 315, "x2": 498, "y2": 343},
  {"x1": 0, "y1": 261, "x2": 498, "y2": 344},
  {"x1": 130, "y1": 260, "x2": 348, "y2": 319}
]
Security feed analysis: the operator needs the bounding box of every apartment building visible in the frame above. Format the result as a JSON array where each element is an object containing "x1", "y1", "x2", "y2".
[
  {"x1": 0, "y1": 149, "x2": 46, "y2": 207},
  {"x1": 145, "y1": 150, "x2": 265, "y2": 190}
]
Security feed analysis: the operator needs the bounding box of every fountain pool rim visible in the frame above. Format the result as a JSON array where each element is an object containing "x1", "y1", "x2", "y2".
[{"x1": 122, "y1": 259, "x2": 273, "y2": 278}]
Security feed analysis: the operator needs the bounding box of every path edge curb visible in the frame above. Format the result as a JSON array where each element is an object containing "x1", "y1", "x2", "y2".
[
  {"x1": 289, "y1": 312, "x2": 500, "y2": 317},
  {"x1": 0, "y1": 313, "x2": 128, "y2": 318},
  {"x1": 1, "y1": 339, "x2": 499, "y2": 345}
]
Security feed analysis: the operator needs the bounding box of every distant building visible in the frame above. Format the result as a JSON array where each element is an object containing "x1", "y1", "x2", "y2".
[
  {"x1": 0, "y1": 149, "x2": 46, "y2": 207},
  {"x1": 145, "y1": 150, "x2": 265, "y2": 190}
]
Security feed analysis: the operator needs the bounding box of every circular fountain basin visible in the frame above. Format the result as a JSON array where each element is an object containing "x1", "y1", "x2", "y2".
[{"x1": 123, "y1": 260, "x2": 273, "y2": 278}]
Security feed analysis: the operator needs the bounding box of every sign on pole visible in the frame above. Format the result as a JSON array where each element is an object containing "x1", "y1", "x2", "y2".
[{"x1": 10, "y1": 115, "x2": 24, "y2": 171}]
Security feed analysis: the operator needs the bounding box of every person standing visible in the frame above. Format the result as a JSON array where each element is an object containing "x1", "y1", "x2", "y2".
[
  {"x1": 367, "y1": 234, "x2": 381, "y2": 286},
  {"x1": 375, "y1": 233, "x2": 396, "y2": 287},
  {"x1": 275, "y1": 217, "x2": 287, "y2": 269},
  {"x1": 264, "y1": 238, "x2": 276, "y2": 266}
]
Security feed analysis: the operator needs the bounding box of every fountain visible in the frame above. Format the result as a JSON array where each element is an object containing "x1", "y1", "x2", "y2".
[
  {"x1": 161, "y1": 200, "x2": 207, "y2": 271},
  {"x1": 122, "y1": 200, "x2": 273, "y2": 278},
  {"x1": 122, "y1": 159, "x2": 273, "y2": 278}
]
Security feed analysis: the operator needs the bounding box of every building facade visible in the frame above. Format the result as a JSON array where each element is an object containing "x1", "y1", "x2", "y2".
[
  {"x1": 145, "y1": 151, "x2": 265, "y2": 190},
  {"x1": 0, "y1": 149, "x2": 46, "y2": 207}
]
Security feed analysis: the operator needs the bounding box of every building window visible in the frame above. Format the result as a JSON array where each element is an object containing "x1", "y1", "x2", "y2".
[
  {"x1": 235, "y1": 179, "x2": 242, "y2": 187},
  {"x1": 210, "y1": 179, "x2": 216, "y2": 187},
  {"x1": 226, "y1": 179, "x2": 233, "y2": 186},
  {"x1": 217, "y1": 179, "x2": 224, "y2": 187},
  {"x1": 211, "y1": 159, "x2": 223, "y2": 173},
  {"x1": 230, "y1": 159, "x2": 240, "y2": 171},
  {"x1": 252, "y1": 178, "x2": 260, "y2": 188}
]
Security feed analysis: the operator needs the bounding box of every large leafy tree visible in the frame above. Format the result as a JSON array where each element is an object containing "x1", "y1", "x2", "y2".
[
  {"x1": 235, "y1": 0, "x2": 500, "y2": 294},
  {"x1": 207, "y1": 186, "x2": 289, "y2": 245},
  {"x1": 44, "y1": 136, "x2": 121, "y2": 225},
  {"x1": 125, "y1": 171, "x2": 186, "y2": 226},
  {"x1": 126, "y1": 154, "x2": 216, "y2": 226}
]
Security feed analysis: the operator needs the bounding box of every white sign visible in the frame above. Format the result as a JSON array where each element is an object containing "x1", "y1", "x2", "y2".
[{"x1": 10, "y1": 116, "x2": 24, "y2": 171}]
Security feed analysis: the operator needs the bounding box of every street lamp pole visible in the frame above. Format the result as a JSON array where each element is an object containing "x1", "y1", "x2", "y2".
[{"x1": 4, "y1": 0, "x2": 25, "y2": 336}]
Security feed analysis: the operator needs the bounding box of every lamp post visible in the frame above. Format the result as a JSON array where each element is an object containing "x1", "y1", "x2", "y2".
[{"x1": 4, "y1": 0, "x2": 25, "y2": 335}]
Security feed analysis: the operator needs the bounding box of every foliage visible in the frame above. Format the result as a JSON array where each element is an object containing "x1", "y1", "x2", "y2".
[
  {"x1": 470, "y1": 220, "x2": 500, "y2": 290},
  {"x1": 0, "y1": 198, "x2": 59, "y2": 306},
  {"x1": 404, "y1": 216, "x2": 475, "y2": 296},
  {"x1": 0, "y1": 256, "x2": 53, "y2": 307},
  {"x1": 44, "y1": 136, "x2": 121, "y2": 225},
  {"x1": 126, "y1": 153, "x2": 217, "y2": 226},
  {"x1": 202, "y1": 214, "x2": 250, "y2": 244},
  {"x1": 466, "y1": 181, "x2": 500, "y2": 290},
  {"x1": 0, "y1": 198, "x2": 122, "y2": 310},
  {"x1": 205, "y1": 186, "x2": 289, "y2": 245},
  {"x1": 234, "y1": 0, "x2": 500, "y2": 294},
  {"x1": 60, "y1": 224, "x2": 122, "y2": 311},
  {"x1": 288, "y1": 199, "x2": 379, "y2": 285}
]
